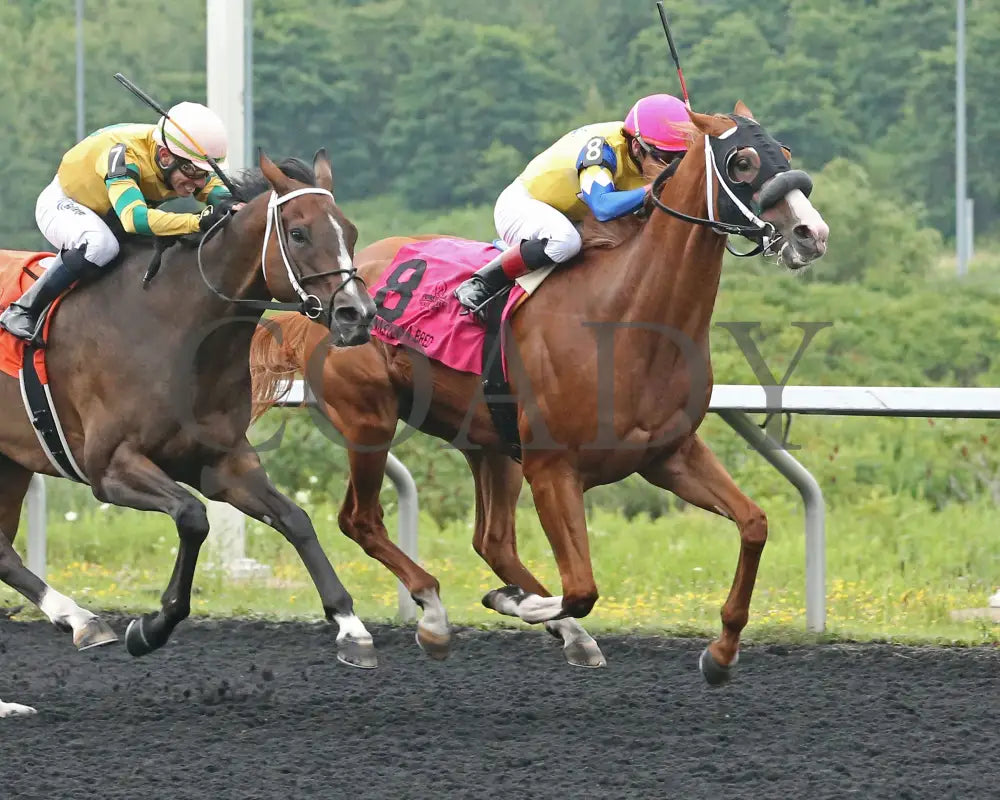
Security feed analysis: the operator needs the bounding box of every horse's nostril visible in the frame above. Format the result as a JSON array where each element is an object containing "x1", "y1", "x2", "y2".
[
  {"x1": 794, "y1": 221, "x2": 829, "y2": 246},
  {"x1": 791, "y1": 223, "x2": 828, "y2": 257},
  {"x1": 333, "y1": 306, "x2": 361, "y2": 327}
]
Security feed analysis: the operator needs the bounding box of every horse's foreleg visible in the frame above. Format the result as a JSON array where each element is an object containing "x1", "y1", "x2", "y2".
[
  {"x1": 95, "y1": 444, "x2": 209, "y2": 657},
  {"x1": 341, "y1": 446, "x2": 450, "y2": 661},
  {"x1": 468, "y1": 451, "x2": 604, "y2": 667},
  {"x1": 0, "y1": 462, "x2": 115, "y2": 650},
  {"x1": 206, "y1": 448, "x2": 376, "y2": 669},
  {"x1": 493, "y1": 454, "x2": 597, "y2": 624},
  {"x1": 640, "y1": 434, "x2": 767, "y2": 686}
]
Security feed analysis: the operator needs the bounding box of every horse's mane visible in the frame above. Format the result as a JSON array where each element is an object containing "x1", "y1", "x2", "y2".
[
  {"x1": 228, "y1": 157, "x2": 317, "y2": 203},
  {"x1": 580, "y1": 212, "x2": 646, "y2": 250}
]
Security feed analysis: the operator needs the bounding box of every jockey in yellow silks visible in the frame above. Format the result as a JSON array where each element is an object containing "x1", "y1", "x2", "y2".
[
  {"x1": 455, "y1": 93, "x2": 691, "y2": 317},
  {"x1": 0, "y1": 102, "x2": 236, "y2": 340}
]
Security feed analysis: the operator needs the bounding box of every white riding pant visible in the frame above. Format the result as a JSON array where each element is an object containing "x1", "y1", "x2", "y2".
[
  {"x1": 35, "y1": 176, "x2": 119, "y2": 266},
  {"x1": 493, "y1": 180, "x2": 582, "y2": 264}
]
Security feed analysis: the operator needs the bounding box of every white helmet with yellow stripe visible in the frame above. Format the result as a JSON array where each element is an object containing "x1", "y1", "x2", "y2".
[{"x1": 152, "y1": 102, "x2": 228, "y2": 171}]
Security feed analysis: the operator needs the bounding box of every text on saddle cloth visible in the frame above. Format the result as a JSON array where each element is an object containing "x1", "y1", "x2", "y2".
[{"x1": 370, "y1": 237, "x2": 548, "y2": 378}]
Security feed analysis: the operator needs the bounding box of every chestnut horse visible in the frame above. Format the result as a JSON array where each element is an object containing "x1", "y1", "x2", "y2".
[
  {"x1": 250, "y1": 104, "x2": 829, "y2": 683},
  {"x1": 0, "y1": 152, "x2": 379, "y2": 718}
]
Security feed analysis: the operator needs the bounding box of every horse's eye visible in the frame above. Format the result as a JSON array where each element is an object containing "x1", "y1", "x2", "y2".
[
  {"x1": 727, "y1": 148, "x2": 760, "y2": 183},
  {"x1": 289, "y1": 228, "x2": 307, "y2": 244}
]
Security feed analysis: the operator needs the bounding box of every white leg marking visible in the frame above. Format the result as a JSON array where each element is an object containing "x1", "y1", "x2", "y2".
[
  {"x1": 413, "y1": 588, "x2": 449, "y2": 638},
  {"x1": 545, "y1": 617, "x2": 597, "y2": 648},
  {"x1": 39, "y1": 587, "x2": 96, "y2": 635},
  {"x1": 487, "y1": 590, "x2": 524, "y2": 618},
  {"x1": 0, "y1": 699, "x2": 37, "y2": 718},
  {"x1": 545, "y1": 617, "x2": 607, "y2": 667},
  {"x1": 333, "y1": 613, "x2": 372, "y2": 644},
  {"x1": 517, "y1": 594, "x2": 565, "y2": 624}
]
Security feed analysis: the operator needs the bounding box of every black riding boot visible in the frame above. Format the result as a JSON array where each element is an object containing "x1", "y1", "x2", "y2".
[
  {"x1": 454, "y1": 239, "x2": 553, "y2": 320},
  {"x1": 0, "y1": 249, "x2": 86, "y2": 342}
]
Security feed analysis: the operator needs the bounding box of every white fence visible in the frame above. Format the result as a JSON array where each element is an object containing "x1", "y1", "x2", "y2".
[
  {"x1": 23, "y1": 384, "x2": 1000, "y2": 631},
  {"x1": 712, "y1": 386, "x2": 1000, "y2": 630}
]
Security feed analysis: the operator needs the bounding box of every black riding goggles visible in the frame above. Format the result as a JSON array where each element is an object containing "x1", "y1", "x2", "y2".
[
  {"x1": 636, "y1": 137, "x2": 685, "y2": 165},
  {"x1": 175, "y1": 159, "x2": 210, "y2": 181}
]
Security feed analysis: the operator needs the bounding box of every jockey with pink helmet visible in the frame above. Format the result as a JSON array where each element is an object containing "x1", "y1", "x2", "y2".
[
  {"x1": 455, "y1": 93, "x2": 691, "y2": 319},
  {"x1": 0, "y1": 101, "x2": 239, "y2": 341},
  {"x1": 623, "y1": 93, "x2": 691, "y2": 161}
]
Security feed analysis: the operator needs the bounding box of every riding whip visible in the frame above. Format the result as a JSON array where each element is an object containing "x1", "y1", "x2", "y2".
[
  {"x1": 113, "y1": 72, "x2": 238, "y2": 196},
  {"x1": 655, "y1": 3, "x2": 691, "y2": 109}
]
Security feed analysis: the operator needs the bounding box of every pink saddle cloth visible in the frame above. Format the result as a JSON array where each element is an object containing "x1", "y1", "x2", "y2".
[{"x1": 370, "y1": 238, "x2": 527, "y2": 376}]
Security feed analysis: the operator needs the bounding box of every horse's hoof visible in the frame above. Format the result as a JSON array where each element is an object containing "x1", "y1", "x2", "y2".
[
  {"x1": 699, "y1": 647, "x2": 737, "y2": 686},
  {"x1": 125, "y1": 617, "x2": 159, "y2": 658},
  {"x1": 564, "y1": 639, "x2": 607, "y2": 668},
  {"x1": 415, "y1": 625, "x2": 451, "y2": 661},
  {"x1": 337, "y1": 637, "x2": 378, "y2": 669},
  {"x1": 74, "y1": 617, "x2": 118, "y2": 650}
]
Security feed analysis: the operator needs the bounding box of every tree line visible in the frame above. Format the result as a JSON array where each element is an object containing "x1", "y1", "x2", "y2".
[{"x1": 3, "y1": 0, "x2": 997, "y2": 254}]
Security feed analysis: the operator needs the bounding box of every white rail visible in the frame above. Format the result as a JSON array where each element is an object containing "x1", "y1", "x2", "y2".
[{"x1": 712, "y1": 385, "x2": 1000, "y2": 631}]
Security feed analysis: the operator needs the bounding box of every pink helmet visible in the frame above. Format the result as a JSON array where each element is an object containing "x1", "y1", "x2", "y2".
[
  {"x1": 623, "y1": 94, "x2": 690, "y2": 152},
  {"x1": 152, "y1": 102, "x2": 228, "y2": 170}
]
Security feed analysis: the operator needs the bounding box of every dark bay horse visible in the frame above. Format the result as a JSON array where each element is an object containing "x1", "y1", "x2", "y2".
[
  {"x1": 0, "y1": 151, "x2": 379, "y2": 714},
  {"x1": 250, "y1": 104, "x2": 829, "y2": 683}
]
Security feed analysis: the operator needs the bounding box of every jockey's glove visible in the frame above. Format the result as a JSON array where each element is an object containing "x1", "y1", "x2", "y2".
[{"x1": 198, "y1": 203, "x2": 232, "y2": 232}]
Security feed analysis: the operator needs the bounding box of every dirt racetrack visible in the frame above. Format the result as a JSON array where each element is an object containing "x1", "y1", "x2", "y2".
[{"x1": 1, "y1": 616, "x2": 997, "y2": 799}]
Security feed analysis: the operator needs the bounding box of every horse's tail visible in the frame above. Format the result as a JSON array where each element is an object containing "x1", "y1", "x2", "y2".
[{"x1": 249, "y1": 313, "x2": 313, "y2": 422}]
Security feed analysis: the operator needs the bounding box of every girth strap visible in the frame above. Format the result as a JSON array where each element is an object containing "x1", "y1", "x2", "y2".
[
  {"x1": 481, "y1": 294, "x2": 522, "y2": 462},
  {"x1": 19, "y1": 344, "x2": 88, "y2": 483}
]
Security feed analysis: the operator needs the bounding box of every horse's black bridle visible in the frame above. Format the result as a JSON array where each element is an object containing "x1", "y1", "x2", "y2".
[{"x1": 650, "y1": 114, "x2": 813, "y2": 258}]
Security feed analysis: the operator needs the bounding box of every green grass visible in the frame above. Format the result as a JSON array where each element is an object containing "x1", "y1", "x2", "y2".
[{"x1": 4, "y1": 491, "x2": 998, "y2": 646}]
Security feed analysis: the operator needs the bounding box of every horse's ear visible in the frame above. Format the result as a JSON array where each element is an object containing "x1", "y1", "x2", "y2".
[
  {"x1": 259, "y1": 149, "x2": 294, "y2": 194},
  {"x1": 734, "y1": 100, "x2": 755, "y2": 120},
  {"x1": 688, "y1": 109, "x2": 734, "y2": 137},
  {"x1": 313, "y1": 148, "x2": 334, "y2": 194}
]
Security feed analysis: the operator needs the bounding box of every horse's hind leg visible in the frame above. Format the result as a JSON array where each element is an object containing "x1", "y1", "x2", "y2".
[
  {"x1": 94, "y1": 444, "x2": 211, "y2": 657},
  {"x1": 468, "y1": 451, "x2": 605, "y2": 668},
  {"x1": 340, "y1": 442, "x2": 450, "y2": 661},
  {"x1": 640, "y1": 434, "x2": 767, "y2": 687},
  {"x1": 0, "y1": 460, "x2": 115, "y2": 650},
  {"x1": 204, "y1": 446, "x2": 377, "y2": 668}
]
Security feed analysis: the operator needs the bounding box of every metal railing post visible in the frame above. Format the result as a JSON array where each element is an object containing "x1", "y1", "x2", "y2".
[
  {"x1": 385, "y1": 453, "x2": 419, "y2": 622},
  {"x1": 718, "y1": 410, "x2": 827, "y2": 632},
  {"x1": 26, "y1": 475, "x2": 47, "y2": 580}
]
